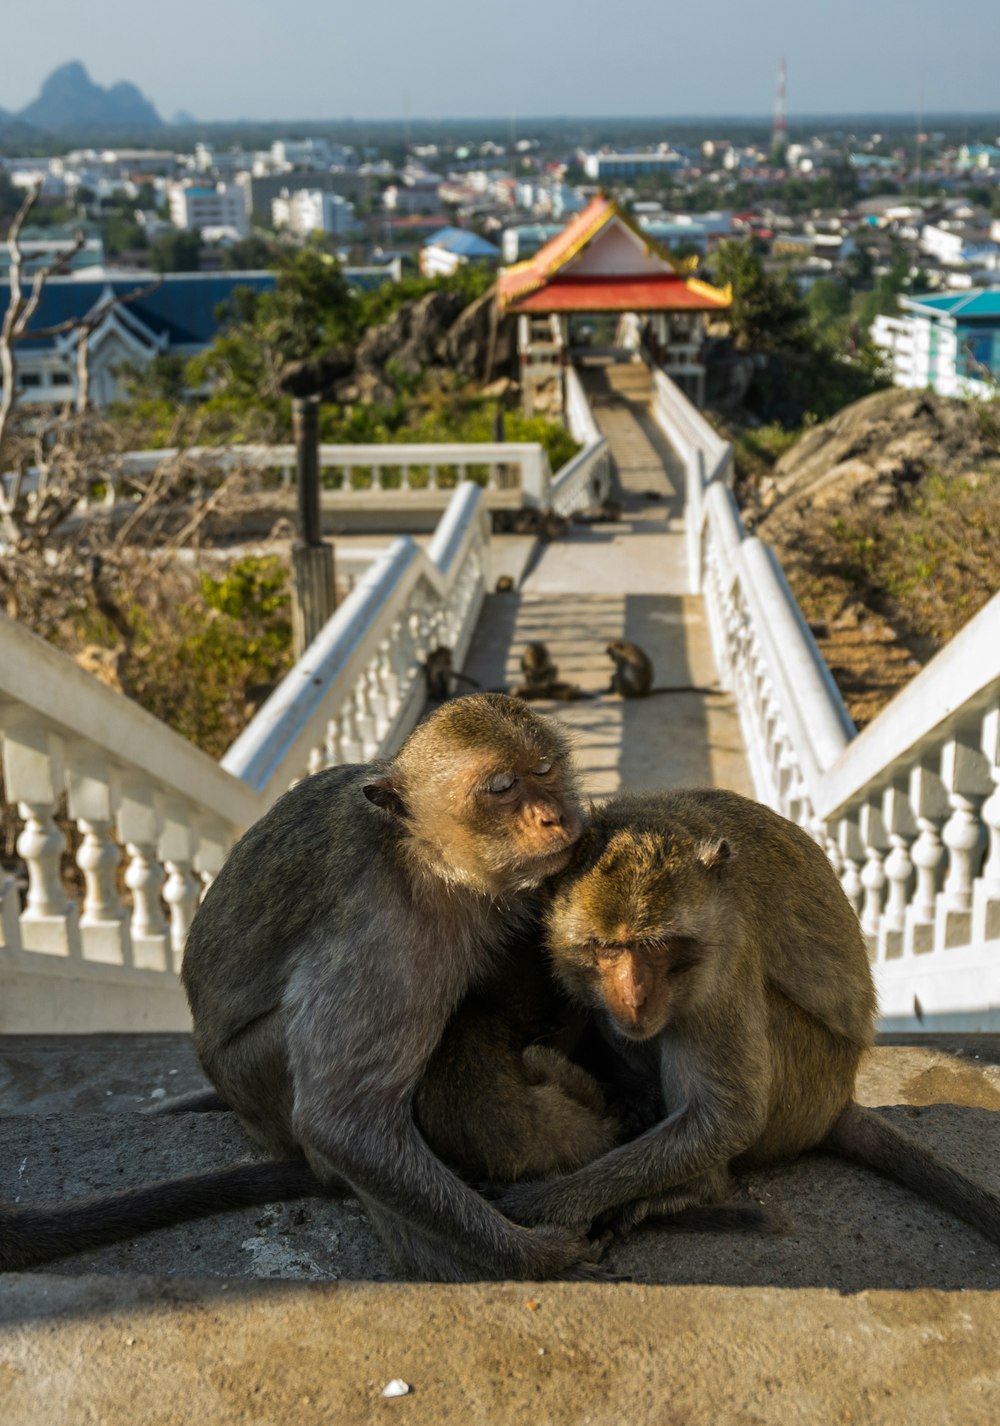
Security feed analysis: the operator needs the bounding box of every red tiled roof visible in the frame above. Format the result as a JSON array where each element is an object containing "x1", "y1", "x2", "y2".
[
  {"x1": 497, "y1": 194, "x2": 730, "y2": 314},
  {"x1": 507, "y1": 275, "x2": 731, "y2": 313}
]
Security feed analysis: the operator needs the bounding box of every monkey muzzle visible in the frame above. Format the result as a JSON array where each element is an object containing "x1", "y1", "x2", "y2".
[{"x1": 598, "y1": 949, "x2": 666, "y2": 1041}]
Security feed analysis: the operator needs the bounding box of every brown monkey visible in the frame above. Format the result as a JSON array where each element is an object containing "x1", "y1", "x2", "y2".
[
  {"x1": 495, "y1": 575, "x2": 516, "y2": 593},
  {"x1": 520, "y1": 641, "x2": 559, "y2": 688},
  {"x1": 423, "y1": 646, "x2": 480, "y2": 701},
  {"x1": 184, "y1": 694, "x2": 604, "y2": 1281},
  {"x1": 493, "y1": 789, "x2": 1000, "y2": 1247},
  {"x1": 415, "y1": 932, "x2": 619, "y2": 1184},
  {"x1": 0, "y1": 923, "x2": 617, "y2": 1273},
  {"x1": 606, "y1": 639, "x2": 719, "y2": 699}
]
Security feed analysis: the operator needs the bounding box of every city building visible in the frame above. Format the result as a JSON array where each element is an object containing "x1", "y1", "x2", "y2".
[
  {"x1": 272, "y1": 188, "x2": 358, "y2": 238},
  {"x1": 168, "y1": 181, "x2": 249, "y2": 238},
  {"x1": 419, "y1": 227, "x2": 500, "y2": 278},
  {"x1": 872, "y1": 288, "x2": 1000, "y2": 398},
  {"x1": 582, "y1": 150, "x2": 686, "y2": 181}
]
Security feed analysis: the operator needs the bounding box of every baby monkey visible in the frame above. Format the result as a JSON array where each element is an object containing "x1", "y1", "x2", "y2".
[{"x1": 494, "y1": 789, "x2": 1000, "y2": 1247}]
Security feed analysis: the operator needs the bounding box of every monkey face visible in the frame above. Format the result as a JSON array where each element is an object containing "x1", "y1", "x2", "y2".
[
  {"x1": 545, "y1": 823, "x2": 727, "y2": 1039},
  {"x1": 392, "y1": 694, "x2": 586, "y2": 895}
]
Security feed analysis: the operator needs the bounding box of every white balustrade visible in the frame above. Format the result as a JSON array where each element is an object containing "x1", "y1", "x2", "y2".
[
  {"x1": 0, "y1": 479, "x2": 492, "y2": 1031},
  {"x1": 652, "y1": 363, "x2": 1000, "y2": 1030}
]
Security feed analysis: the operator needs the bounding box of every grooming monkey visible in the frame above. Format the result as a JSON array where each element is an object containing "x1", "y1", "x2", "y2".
[
  {"x1": 605, "y1": 639, "x2": 719, "y2": 699},
  {"x1": 423, "y1": 645, "x2": 480, "y2": 701},
  {"x1": 493, "y1": 789, "x2": 1000, "y2": 1246},
  {"x1": 0, "y1": 695, "x2": 607, "y2": 1281}
]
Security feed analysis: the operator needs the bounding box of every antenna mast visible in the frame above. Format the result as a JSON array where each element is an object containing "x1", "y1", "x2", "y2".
[{"x1": 772, "y1": 57, "x2": 788, "y2": 158}]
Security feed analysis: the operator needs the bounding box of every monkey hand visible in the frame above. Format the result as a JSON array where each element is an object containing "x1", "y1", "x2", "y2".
[{"x1": 490, "y1": 1180, "x2": 593, "y2": 1232}]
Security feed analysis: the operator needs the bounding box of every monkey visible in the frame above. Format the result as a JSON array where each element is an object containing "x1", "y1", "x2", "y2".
[
  {"x1": 495, "y1": 575, "x2": 516, "y2": 593},
  {"x1": 0, "y1": 920, "x2": 619, "y2": 1274},
  {"x1": 491, "y1": 789, "x2": 1000, "y2": 1248},
  {"x1": 510, "y1": 642, "x2": 592, "y2": 703},
  {"x1": 422, "y1": 645, "x2": 480, "y2": 701},
  {"x1": 414, "y1": 930, "x2": 619, "y2": 1184},
  {"x1": 520, "y1": 641, "x2": 559, "y2": 688},
  {"x1": 2, "y1": 695, "x2": 607, "y2": 1283},
  {"x1": 605, "y1": 640, "x2": 720, "y2": 700}
]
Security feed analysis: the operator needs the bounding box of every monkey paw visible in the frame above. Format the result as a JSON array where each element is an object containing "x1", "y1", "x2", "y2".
[{"x1": 493, "y1": 1182, "x2": 591, "y2": 1231}]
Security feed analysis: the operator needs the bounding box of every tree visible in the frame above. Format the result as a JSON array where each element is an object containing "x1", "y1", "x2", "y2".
[
  {"x1": 711, "y1": 240, "x2": 810, "y2": 351},
  {"x1": 806, "y1": 277, "x2": 851, "y2": 329},
  {"x1": 150, "y1": 229, "x2": 202, "y2": 272}
]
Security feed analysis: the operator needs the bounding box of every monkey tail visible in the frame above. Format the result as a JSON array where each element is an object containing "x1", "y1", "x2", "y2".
[
  {"x1": 826, "y1": 1102, "x2": 1000, "y2": 1246},
  {"x1": 0, "y1": 1160, "x2": 324, "y2": 1272}
]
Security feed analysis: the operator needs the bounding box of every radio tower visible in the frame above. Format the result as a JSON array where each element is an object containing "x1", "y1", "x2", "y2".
[{"x1": 771, "y1": 57, "x2": 788, "y2": 161}]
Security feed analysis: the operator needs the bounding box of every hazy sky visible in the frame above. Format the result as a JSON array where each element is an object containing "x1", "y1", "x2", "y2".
[{"x1": 2, "y1": 0, "x2": 998, "y2": 123}]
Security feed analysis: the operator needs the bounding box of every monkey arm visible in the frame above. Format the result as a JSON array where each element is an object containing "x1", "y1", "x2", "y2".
[{"x1": 285, "y1": 956, "x2": 595, "y2": 1281}]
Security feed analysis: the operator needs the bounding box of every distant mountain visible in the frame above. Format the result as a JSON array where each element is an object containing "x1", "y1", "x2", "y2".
[
  {"x1": 172, "y1": 109, "x2": 198, "y2": 127},
  {"x1": 18, "y1": 61, "x2": 162, "y2": 131}
]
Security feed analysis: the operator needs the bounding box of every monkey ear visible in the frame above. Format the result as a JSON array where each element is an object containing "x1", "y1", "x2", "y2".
[
  {"x1": 363, "y1": 777, "x2": 408, "y2": 819},
  {"x1": 699, "y1": 838, "x2": 731, "y2": 875}
]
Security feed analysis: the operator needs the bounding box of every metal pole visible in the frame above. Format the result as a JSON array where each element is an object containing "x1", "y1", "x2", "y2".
[{"x1": 291, "y1": 395, "x2": 336, "y2": 657}]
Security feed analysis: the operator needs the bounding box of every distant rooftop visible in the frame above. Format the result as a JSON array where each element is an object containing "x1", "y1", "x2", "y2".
[
  {"x1": 424, "y1": 227, "x2": 500, "y2": 258},
  {"x1": 905, "y1": 288, "x2": 1000, "y2": 319}
]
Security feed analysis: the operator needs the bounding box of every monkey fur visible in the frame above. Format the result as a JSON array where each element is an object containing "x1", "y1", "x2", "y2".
[
  {"x1": 605, "y1": 639, "x2": 719, "y2": 699},
  {"x1": 493, "y1": 789, "x2": 1000, "y2": 1248},
  {"x1": 0, "y1": 695, "x2": 610, "y2": 1282}
]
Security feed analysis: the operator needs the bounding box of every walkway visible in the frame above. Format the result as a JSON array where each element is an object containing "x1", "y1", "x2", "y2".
[{"x1": 466, "y1": 359, "x2": 752, "y2": 797}]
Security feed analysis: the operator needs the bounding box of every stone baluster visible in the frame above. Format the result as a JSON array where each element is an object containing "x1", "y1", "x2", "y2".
[
  {"x1": 383, "y1": 621, "x2": 404, "y2": 719},
  {"x1": 369, "y1": 464, "x2": 382, "y2": 491},
  {"x1": 159, "y1": 800, "x2": 200, "y2": 973},
  {"x1": 1, "y1": 714, "x2": 79, "y2": 957},
  {"x1": 858, "y1": 801, "x2": 888, "y2": 952},
  {"x1": 974, "y1": 708, "x2": 1000, "y2": 944},
  {"x1": 905, "y1": 764, "x2": 948, "y2": 955},
  {"x1": 0, "y1": 864, "x2": 18, "y2": 953},
  {"x1": 195, "y1": 822, "x2": 230, "y2": 899},
  {"x1": 837, "y1": 817, "x2": 865, "y2": 923},
  {"x1": 937, "y1": 735, "x2": 990, "y2": 949},
  {"x1": 343, "y1": 465, "x2": 353, "y2": 491},
  {"x1": 338, "y1": 697, "x2": 363, "y2": 764},
  {"x1": 67, "y1": 752, "x2": 128, "y2": 965},
  {"x1": 354, "y1": 674, "x2": 379, "y2": 761},
  {"x1": 456, "y1": 463, "x2": 467, "y2": 484},
  {"x1": 367, "y1": 653, "x2": 391, "y2": 745},
  {"x1": 879, "y1": 785, "x2": 916, "y2": 961},
  {"x1": 116, "y1": 776, "x2": 168, "y2": 972},
  {"x1": 427, "y1": 464, "x2": 440, "y2": 490},
  {"x1": 400, "y1": 465, "x2": 411, "y2": 491}
]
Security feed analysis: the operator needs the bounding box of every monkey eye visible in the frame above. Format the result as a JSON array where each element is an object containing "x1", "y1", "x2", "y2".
[
  {"x1": 532, "y1": 760, "x2": 554, "y2": 777},
  {"x1": 486, "y1": 773, "x2": 517, "y2": 795}
]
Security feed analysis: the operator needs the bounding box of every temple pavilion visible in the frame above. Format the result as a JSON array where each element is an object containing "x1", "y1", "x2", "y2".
[{"x1": 497, "y1": 194, "x2": 731, "y2": 408}]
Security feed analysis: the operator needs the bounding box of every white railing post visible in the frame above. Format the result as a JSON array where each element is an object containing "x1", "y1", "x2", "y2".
[
  {"x1": 975, "y1": 709, "x2": 1000, "y2": 944},
  {"x1": 937, "y1": 735, "x2": 990, "y2": 949},
  {"x1": 117, "y1": 776, "x2": 168, "y2": 973},
  {"x1": 2, "y1": 716, "x2": 80, "y2": 958},
  {"x1": 67, "y1": 752, "x2": 129, "y2": 966}
]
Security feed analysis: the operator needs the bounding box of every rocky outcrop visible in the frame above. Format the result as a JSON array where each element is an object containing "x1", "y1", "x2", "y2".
[
  {"x1": 338, "y1": 285, "x2": 515, "y2": 401},
  {"x1": 758, "y1": 387, "x2": 1000, "y2": 530}
]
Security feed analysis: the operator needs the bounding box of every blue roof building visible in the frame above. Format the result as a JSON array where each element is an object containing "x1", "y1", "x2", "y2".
[
  {"x1": 0, "y1": 264, "x2": 400, "y2": 408},
  {"x1": 420, "y1": 227, "x2": 500, "y2": 278},
  {"x1": 871, "y1": 287, "x2": 1000, "y2": 399}
]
